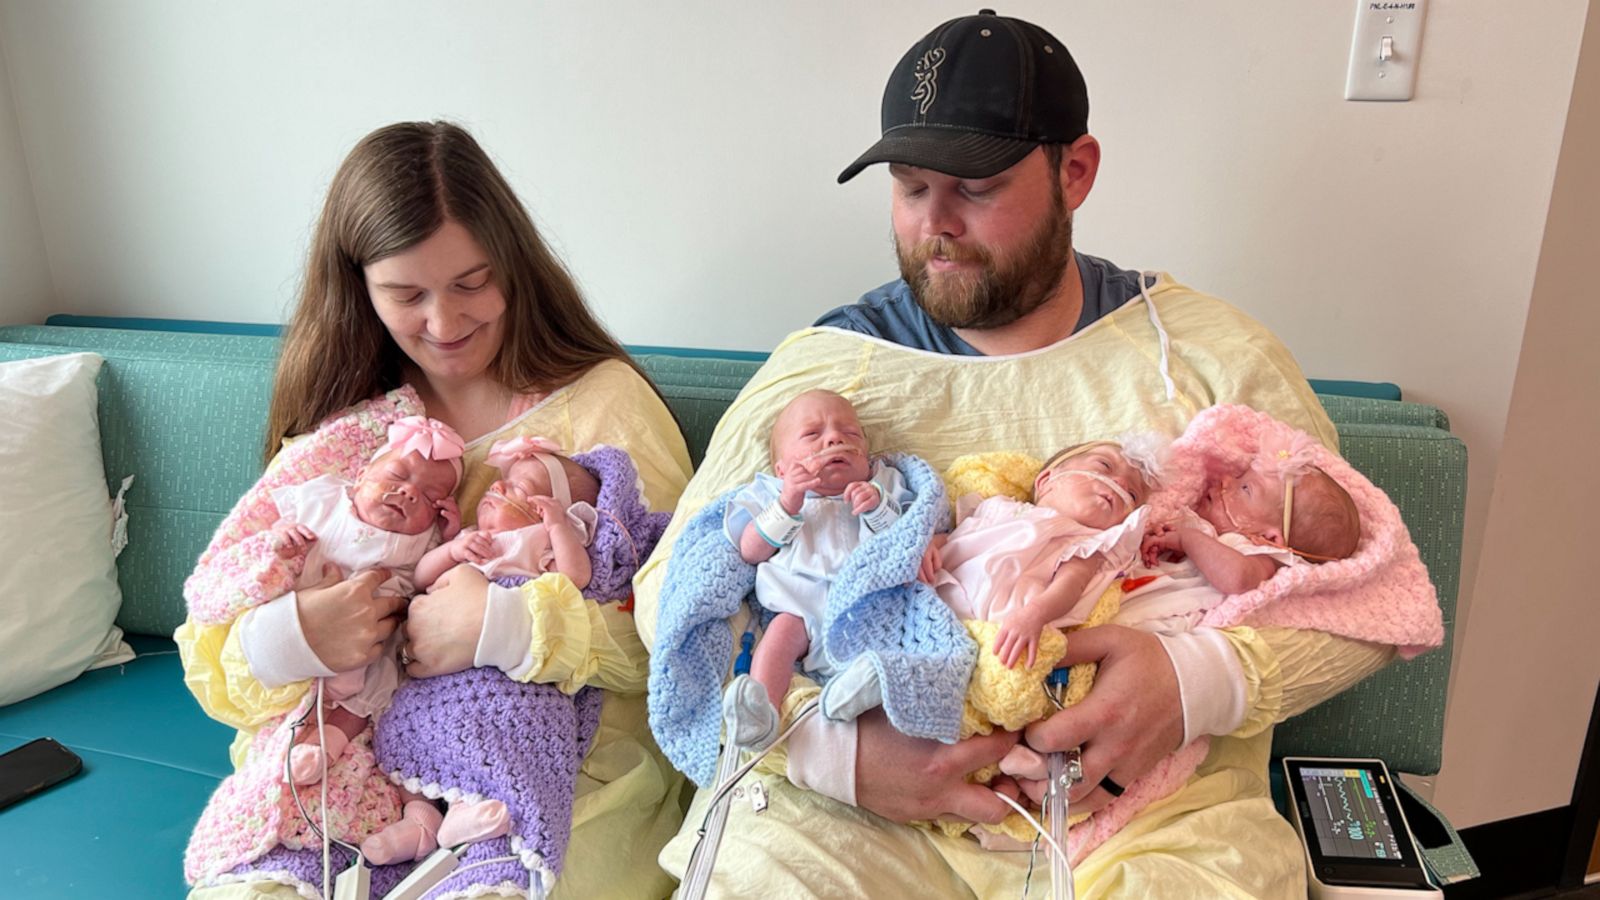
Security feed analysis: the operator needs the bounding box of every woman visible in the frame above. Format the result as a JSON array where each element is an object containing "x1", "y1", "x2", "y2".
[{"x1": 176, "y1": 121, "x2": 691, "y2": 898}]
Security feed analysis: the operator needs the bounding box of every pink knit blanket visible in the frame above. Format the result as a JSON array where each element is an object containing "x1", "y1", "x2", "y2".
[
  {"x1": 1156, "y1": 403, "x2": 1445, "y2": 656},
  {"x1": 1061, "y1": 403, "x2": 1444, "y2": 865},
  {"x1": 184, "y1": 388, "x2": 420, "y2": 885}
]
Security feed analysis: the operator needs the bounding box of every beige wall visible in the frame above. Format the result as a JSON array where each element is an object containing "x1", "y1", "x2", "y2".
[
  {"x1": 0, "y1": 34, "x2": 51, "y2": 324},
  {"x1": 0, "y1": 0, "x2": 1593, "y2": 826},
  {"x1": 1430, "y1": 0, "x2": 1600, "y2": 826}
]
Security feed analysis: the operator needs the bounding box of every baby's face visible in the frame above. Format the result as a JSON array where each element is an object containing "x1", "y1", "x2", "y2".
[
  {"x1": 1195, "y1": 468, "x2": 1285, "y2": 539},
  {"x1": 771, "y1": 392, "x2": 872, "y2": 494},
  {"x1": 1034, "y1": 445, "x2": 1149, "y2": 530},
  {"x1": 350, "y1": 450, "x2": 458, "y2": 535},
  {"x1": 476, "y1": 478, "x2": 541, "y2": 533}
]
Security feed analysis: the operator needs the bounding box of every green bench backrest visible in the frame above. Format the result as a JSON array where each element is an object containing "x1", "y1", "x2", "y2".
[{"x1": 0, "y1": 323, "x2": 1465, "y2": 775}]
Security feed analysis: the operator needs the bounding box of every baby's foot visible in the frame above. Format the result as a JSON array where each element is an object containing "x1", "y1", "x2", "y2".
[
  {"x1": 361, "y1": 800, "x2": 442, "y2": 865},
  {"x1": 818, "y1": 656, "x2": 884, "y2": 723},
  {"x1": 288, "y1": 726, "x2": 350, "y2": 785},
  {"x1": 998, "y1": 744, "x2": 1048, "y2": 781},
  {"x1": 722, "y1": 674, "x2": 779, "y2": 750},
  {"x1": 436, "y1": 798, "x2": 512, "y2": 848}
]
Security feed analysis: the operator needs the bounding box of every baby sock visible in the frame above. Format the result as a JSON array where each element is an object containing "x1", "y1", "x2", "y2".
[
  {"x1": 436, "y1": 798, "x2": 512, "y2": 848},
  {"x1": 288, "y1": 725, "x2": 351, "y2": 785},
  {"x1": 722, "y1": 674, "x2": 779, "y2": 750},
  {"x1": 360, "y1": 799, "x2": 443, "y2": 865}
]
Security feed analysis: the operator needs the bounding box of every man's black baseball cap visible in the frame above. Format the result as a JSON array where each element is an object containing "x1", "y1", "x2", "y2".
[{"x1": 837, "y1": 9, "x2": 1089, "y2": 183}]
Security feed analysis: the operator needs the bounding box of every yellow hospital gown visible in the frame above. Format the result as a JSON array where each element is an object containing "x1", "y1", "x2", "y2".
[
  {"x1": 178, "y1": 359, "x2": 693, "y2": 900},
  {"x1": 638, "y1": 278, "x2": 1395, "y2": 898}
]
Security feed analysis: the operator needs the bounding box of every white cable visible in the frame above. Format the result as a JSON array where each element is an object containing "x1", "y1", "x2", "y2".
[
  {"x1": 283, "y1": 680, "x2": 364, "y2": 885},
  {"x1": 417, "y1": 853, "x2": 523, "y2": 900},
  {"x1": 319, "y1": 683, "x2": 331, "y2": 900},
  {"x1": 992, "y1": 790, "x2": 1069, "y2": 865}
]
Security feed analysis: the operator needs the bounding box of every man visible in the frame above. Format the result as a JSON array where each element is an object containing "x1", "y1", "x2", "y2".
[{"x1": 639, "y1": 10, "x2": 1395, "y2": 896}]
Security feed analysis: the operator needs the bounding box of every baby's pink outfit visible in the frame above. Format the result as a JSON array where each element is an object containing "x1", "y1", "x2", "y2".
[
  {"x1": 271, "y1": 474, "x2": 440, "y2": 716},
  {"x1": 934, "y1": 494, "x2": 1148, "y2": 627},
  {"x1": 464, "y1": 502, "x2": 598, "y2": 580}
]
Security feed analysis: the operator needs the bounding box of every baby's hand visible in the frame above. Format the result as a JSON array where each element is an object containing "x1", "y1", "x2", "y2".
[
  {"x1": 271, "y1": 521, "x2": 317, "y2": 559},
  {"x1": 844, "y1": 480, "x2": 882, "y2": 516},
  {"x1": 994, "y1": 606, "x2": 1046, "y2": 670},
  {"x1": 778, "y1": 464, "x2": 824, "y2": 516},
  {"x1": 436, "y1": 496, "x2": 462, "y2": 540},
  {"x1": 918, "y1": 533, "x2": 948, "y2": 585},
  {"x1": 451, "y1": 530, "x2": 495, "y2": 565},
  {"x1": 1141, "y1": 524, "x2": 1185, "y2": 567},
  {"x1": 530, "y1": 496, "x2": 567, "y2": 528}
]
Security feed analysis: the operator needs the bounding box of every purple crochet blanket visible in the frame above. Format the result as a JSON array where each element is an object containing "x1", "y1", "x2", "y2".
[
  {"x1": 222, "y1": 445, "x2": 666, "y2": 896},
  {"x1": 569, "y1": 445, "x2": 671, "y2": 601}
]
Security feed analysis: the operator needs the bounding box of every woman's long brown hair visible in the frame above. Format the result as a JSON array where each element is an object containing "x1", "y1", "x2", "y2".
[{"x1": 264, "y1": 121, "x2": 652, "y2": 462}]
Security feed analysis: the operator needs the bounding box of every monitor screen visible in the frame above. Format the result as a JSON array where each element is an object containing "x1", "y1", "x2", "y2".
[{"x1": 1297, "y1": 766, "x2": 1406, "y2": 861}]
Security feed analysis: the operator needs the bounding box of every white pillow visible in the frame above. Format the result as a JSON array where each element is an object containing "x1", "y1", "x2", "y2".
[{"x1": 0, "y1": 352, "x2": 133, "y2": 706}]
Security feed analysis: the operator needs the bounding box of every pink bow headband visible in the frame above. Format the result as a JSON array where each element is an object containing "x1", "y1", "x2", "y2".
[
  {"x1": 486, "y1": 435, "x2": 571, "y2": 508},
  {"x1": 485, "y1": 435, "x2": 562, "y2": 470},
  {"x1": 377, "y1": 416, "x2": 466, "y2": 484}
]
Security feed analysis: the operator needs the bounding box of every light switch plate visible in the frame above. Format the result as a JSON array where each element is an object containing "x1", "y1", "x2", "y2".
[{"x1": 1345, "y1": 0, "x2": 1428, "y2": 101}]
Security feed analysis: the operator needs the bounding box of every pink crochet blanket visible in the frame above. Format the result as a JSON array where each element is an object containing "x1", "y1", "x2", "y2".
[
  {"x1": 1060, "y1": 404, "x2": 1444, "y2": 865},
  {"x1": 184, "y1": 388, "x2": 420, "y2": 885},
  {"x1": 1157, "y1": 403, "x2": 1445, "y2": 656}
]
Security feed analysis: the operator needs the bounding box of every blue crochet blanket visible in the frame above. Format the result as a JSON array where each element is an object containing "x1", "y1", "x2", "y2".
[{"x1": 648, "y1": 452, "x2": 974, "y2": 786}]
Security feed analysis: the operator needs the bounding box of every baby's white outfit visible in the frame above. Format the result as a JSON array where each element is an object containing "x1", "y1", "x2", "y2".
[
  {"x1": 271, "y1": 474, "x2": 441, "y2": 717},
  {"x1": 724, "y1": 460, "x2": 911, "y2": 677},
  {"x1": 1115, "y1": 508, "x2": 1302, "y2": 635},
  {"x1": 933, "y1": 494, "x2": 1149, "y2": 627}
]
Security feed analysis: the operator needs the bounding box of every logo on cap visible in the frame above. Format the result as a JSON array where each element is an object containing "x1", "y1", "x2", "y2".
[{"x1": 910, "y1": 48, "x2": 946, "y2": 115}]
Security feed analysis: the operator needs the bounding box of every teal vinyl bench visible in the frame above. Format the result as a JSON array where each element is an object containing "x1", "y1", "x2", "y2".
[{"x1": 0, "y1": 320, "x2": 1469, "y2": 896}]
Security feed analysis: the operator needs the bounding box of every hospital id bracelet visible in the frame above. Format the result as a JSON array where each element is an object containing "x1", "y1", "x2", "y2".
[
  {"x1": 755, "y1": 500, "x2": 804, "y2": 547},
  {"x1": 860, "y1": 483, "x2": 899, "y2": 533}
]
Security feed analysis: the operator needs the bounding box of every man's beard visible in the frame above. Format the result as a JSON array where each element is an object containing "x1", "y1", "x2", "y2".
[{"x1": 896, "y1": 195, "x2": 1074, "y2": 331}]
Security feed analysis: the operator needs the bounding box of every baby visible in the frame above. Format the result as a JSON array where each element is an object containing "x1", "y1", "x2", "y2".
[
  {"x1": 723, "y1": 390, "x2": 911, "y2": 743},
  {"x1": 415, "y1": 435, "x2": 601, "y2": 591},
  {"x1": 267, "y1": 415, "x2": 464, "y2": 786},
  {"x1": 360, "y1": 435, "x2": 606, "y2": 866},
  {"x1": 1128, "y1": 429, "x2": 1362, "y2": 632},
  {"x1": 932, "y1": 441, "x2": 1154, "y2": 669}
]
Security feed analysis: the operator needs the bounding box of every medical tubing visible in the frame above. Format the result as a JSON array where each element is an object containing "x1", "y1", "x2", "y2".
[
  {"x1": 681, "y1": 700, "x2": 822, "y2": 900},
  {"x1": 1047, "y1": 750, "x2": 1073, "y2": 900},
  {"x1": 417, "y1": 854, "x2": 524, "y2": 900},
  {"x1": 992, "y1": 790, "x2": 1069, "y2": 865},
  {"x1": 284, "y1": 679, "x2": 365, "y2": 889}
]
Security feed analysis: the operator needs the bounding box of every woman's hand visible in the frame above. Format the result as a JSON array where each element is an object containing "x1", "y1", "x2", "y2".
[
  {"x1": 404, "y1": 564, "x2": 491, "y2": 678},
  {"x1": 1021, "y1": 624, "x2": 1184, "y2": 815},
  {"x1": 853, "y1": 708, "x2": 1020, "y2": 824},
  {"x1": 296, "y1": 565, "x2": 404, "y2": 673}
]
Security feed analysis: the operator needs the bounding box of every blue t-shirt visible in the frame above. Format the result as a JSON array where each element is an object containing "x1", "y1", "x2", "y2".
[{"x1": 814, "y1": 253, "x2": 1149, "y2": 354}]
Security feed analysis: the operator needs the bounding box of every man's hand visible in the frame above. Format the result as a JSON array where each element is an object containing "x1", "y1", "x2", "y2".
[
  {"x1": 854, "y1": 708, "x2": 1021, "y2": 825},
  {"x1": 404, "y1": 564, "x2": 491, "y2": 678},
  {"x1": 843, "y1": 480, "x2": 882, "y2": 516},
  {"x1": 1021, "y1": 624, "x2": 1184, "y2": 814}
]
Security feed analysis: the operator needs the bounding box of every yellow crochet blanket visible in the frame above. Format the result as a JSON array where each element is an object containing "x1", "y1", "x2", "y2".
[{"x1": 933, "y1": 452, "x2": 1124, "y2": 842}]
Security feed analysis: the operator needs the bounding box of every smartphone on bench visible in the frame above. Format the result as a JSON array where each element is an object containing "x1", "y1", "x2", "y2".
[
  {"x1": 0, "y1": 737, "x2": 83, "y2": 811},
  {"x1": 1281, "y1": 757, "x2": 1442, "y2": 899}
]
